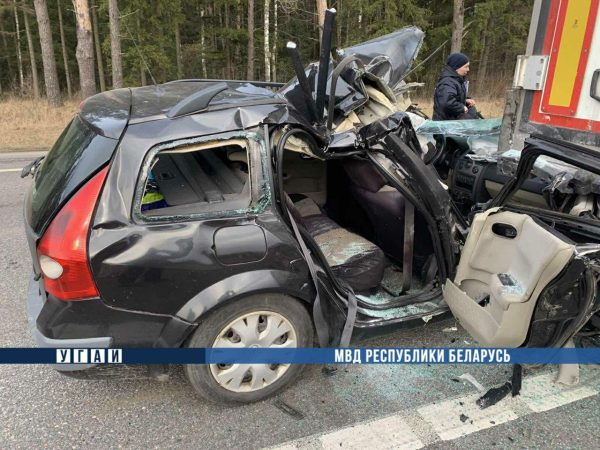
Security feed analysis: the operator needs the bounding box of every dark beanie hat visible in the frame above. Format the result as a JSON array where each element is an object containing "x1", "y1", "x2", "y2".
[{"x1": 447, "y1": 52, "x2": 469, "y2": 70}]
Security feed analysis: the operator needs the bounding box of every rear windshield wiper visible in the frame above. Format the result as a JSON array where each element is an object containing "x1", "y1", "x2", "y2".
[{"x1": 21, "y1": 156, "x2": 45, "y2": 178}]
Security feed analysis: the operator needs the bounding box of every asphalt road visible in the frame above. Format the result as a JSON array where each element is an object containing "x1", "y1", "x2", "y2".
[{"x1": 1, "y1": 152, "x2": 599, "y2": 449}]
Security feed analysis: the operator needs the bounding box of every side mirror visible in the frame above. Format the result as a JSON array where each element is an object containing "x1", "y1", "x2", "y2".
[{"x1": 591, "y1": 69, "x2": 600, "y2": 102}]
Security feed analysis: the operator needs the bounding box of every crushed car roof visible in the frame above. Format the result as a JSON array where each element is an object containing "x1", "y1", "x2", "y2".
[{"x1": 79, "y1": 26, "x2": 425, "y2": 141}]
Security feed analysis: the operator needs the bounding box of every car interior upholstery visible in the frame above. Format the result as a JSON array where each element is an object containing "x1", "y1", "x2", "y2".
[
  {"x1": 286, "y1": 194, "x2": 386, "y2": 292},
  {"x1": 444, "y1": 208, "x2": 575, "y2": 347},
  {"x1": 143, "y1": 144, "x2": 251, "y2": 216},
  {"x1": 282, "y1": 150, "x2": 437, "y2": 296}
]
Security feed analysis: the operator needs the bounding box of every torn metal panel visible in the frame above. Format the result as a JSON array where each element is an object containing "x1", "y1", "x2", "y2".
[
  {"x1": 341, "y1": 27, "x2": 425, "y2": 92},
  {"x1": 279, "y1": 27, "x2": 424, "y2": 131}
]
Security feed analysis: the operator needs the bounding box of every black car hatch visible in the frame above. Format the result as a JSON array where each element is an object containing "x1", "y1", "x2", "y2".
[{"x1": 24, "y1": 116, "x2": 119, "y2": 237}]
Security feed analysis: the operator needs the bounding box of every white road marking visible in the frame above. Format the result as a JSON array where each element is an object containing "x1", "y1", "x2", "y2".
[
  {"x1": 0, "y1": 168, "x2": 22, "y2": 173},
  {"x1": 417, "y1": 392, "x2": 518, "y2": 441},
  {"x1": 267, "y1": 369, "x2": 599, "y2": 450},
  {"x1": 319, "y1": 414, "x2": 423, "y2": 450},
  {"x1": 519, "y1": 372, "x2": 598, "y2": 412}
]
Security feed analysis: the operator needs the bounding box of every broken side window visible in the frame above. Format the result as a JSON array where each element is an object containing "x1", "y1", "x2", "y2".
[{"x1": 138, "y1": 139, "x2": 252, "y2": 219}]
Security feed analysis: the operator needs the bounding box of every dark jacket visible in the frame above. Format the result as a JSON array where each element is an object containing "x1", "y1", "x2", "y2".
[{"x1": 433, "y1": 65, "x2": 468, "y2": 120}]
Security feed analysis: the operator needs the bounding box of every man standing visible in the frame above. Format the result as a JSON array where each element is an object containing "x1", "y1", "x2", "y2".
[{"x1": 433, "y1": 53, "x2": 478, "y2": 120}]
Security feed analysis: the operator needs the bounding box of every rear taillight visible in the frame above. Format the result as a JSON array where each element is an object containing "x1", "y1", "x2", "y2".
[{"x1": 37, "y1": 167, "x2": 108, "y2": 301}]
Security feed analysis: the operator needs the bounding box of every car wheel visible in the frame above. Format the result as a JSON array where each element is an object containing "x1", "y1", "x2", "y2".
[{"x1": 184, "y1": 293, "x2": 313, "y2": 404}]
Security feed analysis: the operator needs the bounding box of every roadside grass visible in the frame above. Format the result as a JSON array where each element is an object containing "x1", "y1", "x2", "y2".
[
  {"x1": 0, "y1": 94, "x2": 507, "y2": 152},
  {"x1": 0, "y1": 97, "x2": 79, "y2": 152}
]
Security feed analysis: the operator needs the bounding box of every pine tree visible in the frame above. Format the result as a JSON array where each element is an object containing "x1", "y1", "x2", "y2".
[
  {"x1": 72, "y1": 0, "x2": 96, "y2": 99},
  {"x1": 57, "y1": 0, "x2": 72, "y2": 97},
  {"x1": 90, "y1": 0, "x2": 105, "y2": 91},
  {"x1": 451, "y1": 0, "x2": 464, "y2": 53},
  {"x1": 33, "y1": 0, "x2": 62, "y2": 106},
  {"x1": 22, "y1": 1, "x2": 40, "y2": 99},
  {"x1": 108, "y1": 0, "x2": 122, "y2": 88},
  {"x1": 0, "y1": 0, "x2": 535, "y2": 99},
  {"x1": 247, "y1": 0, "x2": 254, "y2": 80}
]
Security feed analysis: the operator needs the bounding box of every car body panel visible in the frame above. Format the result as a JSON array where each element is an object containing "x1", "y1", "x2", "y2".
[
  {"x1": 80, "y1": 88, "x2": 131, "y2": 139},
  {"x1": 89, "y1": 127, "x2": 314, "y2": 317}
]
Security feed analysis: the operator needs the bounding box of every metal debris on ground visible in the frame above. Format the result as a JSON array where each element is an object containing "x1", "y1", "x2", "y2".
[
  {"x1": 476, "y1": 382, "x2": 512, "y2": 409},
  {"x1": 273, "y1": 398, "x2": 306, "y2": 420},
  {"x1": 321, "y1": 366, "x2": 338, "y2": 377},
  {"x1": 477, "y1": 364, "x2": 522, "y2": 409}
]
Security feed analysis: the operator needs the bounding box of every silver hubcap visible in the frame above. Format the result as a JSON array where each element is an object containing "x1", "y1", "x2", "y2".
[{"x1": 210, "y1": 311, "x2": 297, "y2": 393}]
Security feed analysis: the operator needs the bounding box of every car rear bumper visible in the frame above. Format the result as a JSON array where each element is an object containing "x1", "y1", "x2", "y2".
[
  {"x1": 27, "y1": 273, "x2": 196, "y2": 371},
  {"x1": 27, "y1": 274, "x2": 112, "y2": 371}
]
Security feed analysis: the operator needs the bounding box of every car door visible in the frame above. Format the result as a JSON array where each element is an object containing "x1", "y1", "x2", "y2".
[{"x1": 443, "y1": 135, "x2": 600, "y2": 348}]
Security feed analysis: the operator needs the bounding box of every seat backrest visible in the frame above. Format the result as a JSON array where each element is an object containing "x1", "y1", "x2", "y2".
[
  {"x1": 342, "y1": 159, "x2": 408, "y2": 263},
  {"x1": 342, "y1": 159, "x2": 388, "y2": 194}
]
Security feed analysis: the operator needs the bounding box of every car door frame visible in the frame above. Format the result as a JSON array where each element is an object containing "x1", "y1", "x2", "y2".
[
  {"x1": 367, "y1": 130, "x2": 466, "y2": 285},
  {"x1": 491, "y1": 133, "x2": 600, "y2": 210},
  {"x1": 452, "y1": 133, "x2": 600, "y2": 348}
]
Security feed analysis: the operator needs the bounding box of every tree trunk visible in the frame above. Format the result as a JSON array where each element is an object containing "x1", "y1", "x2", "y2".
[
  {"x1": 358, "y1": 5, "x2": 363, "y2": 32},
  {"x1": 175, "y1": 21, "x2": 183, "y2": 79},
  {"x1": 344, "y1": 7, "x2": 350, "y2": 46},
  {"x1": 91, "y1": 0, "x2": 105, "y2": 91},
  {"x1": 108, "y1": 0, "x2": 122, "y2": 88},
  {"x1": 200, "y1": 8, "x2": 207, "y2": 78},
  {"x1": 263, "y1": 0, "x2": 270, "y2": 82},
  {"x1": 451, "y1": 0, "x2": 464, "y2": 53},
  {"x1": 235, "y1": 0, "x2": 242, "y2": 80},
  {"x1": 22, "y1": 4, "x2": 40, "y2": 99},
  {"x1": 316, "y1": 0, "x2": 326, "y2": 42},
  {"x1": 224, "y1": 3, "x2": 232, "y2": 79},
  {"x1": 135, "y1": 9, "x2": 145, "y2": 86},
  {"x1": 57, "y1": 0, "x2": 72, "y2": 97},
  {"x1": 477, "y1": 17, "x2": 492, "y2": 92},
  {"x1": 0, "y1": 17, "x2": 7, "y2": 94},
  {"x1": 271, "y1": 0, "x2": 277, "y2": 81},
  {"x1": 336, "y1": 0, "x2": 341, "y2": 48},
  {"x1": 246, "y1": 0, "x2": 254, "y2": 80},
  {"x1": 13, "y1": 1, "x2": 24, "y2": 93},
  {"x1": 72, "y1": 0, "x2": 96, "y2": 99},
  {"x1": 0, "y1": 16, "x2": 7, "y2": 54},
  {"x1": 33, "y1": 0, "x2": 63, "y2": 106}
]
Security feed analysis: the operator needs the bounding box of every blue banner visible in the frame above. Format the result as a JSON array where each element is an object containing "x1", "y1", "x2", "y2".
[{"x1": 1, "y1": 347, "x2": 600, "y2": 365}]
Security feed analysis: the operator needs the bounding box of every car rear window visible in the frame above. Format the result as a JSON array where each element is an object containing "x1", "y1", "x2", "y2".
[{"x1": 27, "y1": 115, "x2": 118, "y2": 235}]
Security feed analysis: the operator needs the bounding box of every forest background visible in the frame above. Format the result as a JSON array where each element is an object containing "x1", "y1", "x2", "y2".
[{"x1": 0, "y1": 0, "x2": 534, "y2": 150}]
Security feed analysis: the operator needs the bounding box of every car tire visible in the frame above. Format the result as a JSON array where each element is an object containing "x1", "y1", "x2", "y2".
[{"x1": 184, "y1": 293, "x2": 313, "y2": 404}]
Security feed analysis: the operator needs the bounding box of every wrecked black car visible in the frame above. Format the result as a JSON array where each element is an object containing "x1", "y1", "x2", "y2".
[{"x1": 24, "y1": 14, "x2": 600, "y2": 404}]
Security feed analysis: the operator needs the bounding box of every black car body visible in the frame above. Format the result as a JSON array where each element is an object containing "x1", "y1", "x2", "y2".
[{"x1": 24, "y1": 24, "x2": 600, "y2": 403}]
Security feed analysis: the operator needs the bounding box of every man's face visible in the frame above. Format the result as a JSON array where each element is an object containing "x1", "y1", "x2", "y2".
[{"x1": 456, "y1": 62, "x2": 470, "y2": 77}]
